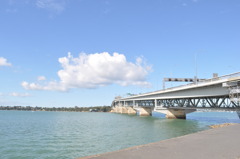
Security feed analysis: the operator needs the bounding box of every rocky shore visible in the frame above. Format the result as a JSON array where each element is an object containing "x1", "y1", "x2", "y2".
[{"x1": 210, "y1": 123, "x2": 236, "y2": 129}]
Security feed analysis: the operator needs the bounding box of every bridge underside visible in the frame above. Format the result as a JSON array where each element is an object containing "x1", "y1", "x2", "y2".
[
  {"x1": 114, "y1": 96, "x2": 240, "y2": 109},
  {"x1": 112, "y1": 96, "x2": 240, "y2": 119},
  {"x1": 157, "y1": 96, "x2": 240, "y2": 109}
]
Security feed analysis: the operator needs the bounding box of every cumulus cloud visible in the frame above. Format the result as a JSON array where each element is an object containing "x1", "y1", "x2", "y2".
[
  {"x1": 22, "y1": 52, "x2": 152, "y2": 91},
  {"x1": 0, "y1": 57, "x2": 12, "y2": 67},
  {"x1": 22, "y1": 81, "x2": 66, "y2": 91},
  {"x1": 10, "y1": 92, "x2": 31, "y2": 97},
  {"x1": 36, "y1": 0, "x2": 66, "y2": 13},
  {"x1": 38, "y1": 76, "x2": 46, "y2": 81}
]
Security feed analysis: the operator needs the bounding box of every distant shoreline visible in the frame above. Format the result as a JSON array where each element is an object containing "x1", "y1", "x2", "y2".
[
  {"x1": 0, "y1": 106, "x2": 112, "y2": 112},
  {"x1": 0, "y1": 110, "x2": 110, "y2": 113}
]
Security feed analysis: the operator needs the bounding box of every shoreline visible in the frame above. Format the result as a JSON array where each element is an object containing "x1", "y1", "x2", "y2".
[
  {"x1": 0, "y1": 109, "x2": 111, "y2": 113},
  {"x1": 209, "y1": 123, "x2": 236, "y2": 129},
  {"x1": 78, "y1": 123, "x2": 240, "y2": 159}
]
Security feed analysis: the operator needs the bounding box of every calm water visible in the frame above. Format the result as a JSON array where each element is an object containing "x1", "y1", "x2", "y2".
[{"x1": 0, "y1": 111, "x2": 239, "y2": 159}]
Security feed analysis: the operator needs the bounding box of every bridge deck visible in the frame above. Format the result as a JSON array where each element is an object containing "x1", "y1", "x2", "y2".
[{"x1": 117, "y1": 72, "x2": 240, "y2": 101}]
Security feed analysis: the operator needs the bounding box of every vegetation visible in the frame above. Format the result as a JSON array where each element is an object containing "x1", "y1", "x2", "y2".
[{"x1": 0, "y1": 105, "x2": 112, "y2": 112}]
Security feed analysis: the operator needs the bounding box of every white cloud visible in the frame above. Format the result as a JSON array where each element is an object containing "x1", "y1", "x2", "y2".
[
  {"x1": 22, "y1": 81, "x2": 66, "y2": 91},
  {"x1": 9, "y1": 92, "x2": 31, "y2": 97},
  {"x1": 36, "y1": 0, "x2": 66, "y2": 13},
  {"x1": 38, "y1": 76, "x2": 46, "y2": 81},
  {"x1": 0, "y1": 57, "x2": 12, "y2": 67},
  {"x1": 22, "y1": 52, "x2": 152, "y2": 91}
]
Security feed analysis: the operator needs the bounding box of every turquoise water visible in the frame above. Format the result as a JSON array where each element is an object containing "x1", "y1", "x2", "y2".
[{"x1": 0, "y1": 111, "x2": 239, "y2": 159}]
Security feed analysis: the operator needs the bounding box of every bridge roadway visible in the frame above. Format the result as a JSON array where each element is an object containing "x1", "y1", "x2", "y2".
[{"x1": 112, "y1": 72, "x2": 240, "y2": 119}]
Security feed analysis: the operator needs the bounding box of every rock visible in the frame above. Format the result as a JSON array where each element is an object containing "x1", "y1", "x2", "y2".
[{"x1": 210, "y1": 123, "x2": 236, "y2": 129}]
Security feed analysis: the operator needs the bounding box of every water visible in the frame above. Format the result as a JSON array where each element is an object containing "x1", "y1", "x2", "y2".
[{"x1": 0, "y1": 111, "x2": 239, "y2": 159}]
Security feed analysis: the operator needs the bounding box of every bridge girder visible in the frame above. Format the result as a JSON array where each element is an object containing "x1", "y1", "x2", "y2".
[
  {"x1": 113, "y1": 96, "x2": 240, "y2": 110},
  {"x1": 157, "y1": 96, "x2": 239, "y2": 109}
]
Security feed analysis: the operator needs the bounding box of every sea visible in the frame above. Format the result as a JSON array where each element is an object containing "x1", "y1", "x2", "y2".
[{"x1": 0, "y1": 110, "x2": 240, "y2": 159}]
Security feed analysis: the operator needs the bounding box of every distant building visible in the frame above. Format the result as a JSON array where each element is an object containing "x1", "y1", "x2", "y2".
[{"x1": 89, "y1": 109, "x2": 98, "y2": 112}]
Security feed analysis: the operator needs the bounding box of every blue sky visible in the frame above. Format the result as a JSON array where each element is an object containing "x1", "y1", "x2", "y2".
[{"x1": 0, "y1": 0, "x2": 240, "y2": 107}]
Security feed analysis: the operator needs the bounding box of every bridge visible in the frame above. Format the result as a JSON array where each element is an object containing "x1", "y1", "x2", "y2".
[{"x1": 111, "y1": 72, "x2": 240, "y2": 119}]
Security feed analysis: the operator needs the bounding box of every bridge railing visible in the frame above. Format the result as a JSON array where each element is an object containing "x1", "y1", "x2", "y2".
[
  {"x1": 161, "y1": 71, "x2": 240, "y2": 92},
  {"x1": 200, "y1": 72, "x2": 240, "y2": 83}
]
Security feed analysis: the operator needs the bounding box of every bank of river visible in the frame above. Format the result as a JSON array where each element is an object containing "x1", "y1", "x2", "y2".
[
  {"x1": 79, "y1": 124, "x2": 240, "y2": 159},
  {"x1": 0, "y1": 111, "x2": 239, "y2": 159}
]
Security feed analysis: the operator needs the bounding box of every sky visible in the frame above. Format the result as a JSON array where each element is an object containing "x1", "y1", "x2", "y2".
[{"x1": 0, "y1": 0, "x2": 240, "y2": 107}]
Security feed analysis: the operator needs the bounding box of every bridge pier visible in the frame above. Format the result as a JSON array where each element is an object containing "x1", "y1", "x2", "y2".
[
  {"x1": 114, "y1": 107, "x2": 119, "y2": 113},
  {"x1": 166, "y1": 109, "x2": 190, "y2": 119},
  {"x1": 138, "y1": 107, "x2": 153, "y2": 116},
  {"x1": 120, "y1": 107, "x2": 128, "y2": 114},
  {"x1": 155, "y1": 107, "x2": 196, "y2": 119},
  {"x1": 127, "y1": 107, "x2": 137, "y2": 115},
  {"x1": 115, "y1": 107, "x2": 122, "y2": 113},
  {"x1": 110, "y1": 107, "x2": 117, "y2": 113},
  {"x1": 237, "y1": 111, "x2": 240, "y2": 119},
  {"x1": 111, "y1": 106, "x2": 137, "y2": 115}
]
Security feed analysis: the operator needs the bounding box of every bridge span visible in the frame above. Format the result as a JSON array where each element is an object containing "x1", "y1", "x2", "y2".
[{"x1": 111, "y1": 72, "x2": 240, "y2": 119}]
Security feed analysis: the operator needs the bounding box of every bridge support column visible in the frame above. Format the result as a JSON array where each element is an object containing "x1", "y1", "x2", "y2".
[
  {"x1": 116, "y1": 107, "x2": 121, "y2": 113},
  {"x1": 237, "y1": 111, "x2": 240, "y2": 119},
  {"x1": 126, "y1": 107, "x2": 136, "y2": 115},
  {"x1": 155, "y1": 108, "x2": 196, "y2": 119},
  {"x1": 166, "y1": 109, "x2": 187, "y2": 119},
  {"x1": 120, "y1": 107, "x2": 128, "y2": 114},
  {"x1": 111, "y1": 106, "x2": 136, "y2": 115},
  {"x1": 139, "y1": 107, "x2": 153, "y2": 116},
  {"x1": 111, "y1": 107, "x2": 118, "y2": 113}
]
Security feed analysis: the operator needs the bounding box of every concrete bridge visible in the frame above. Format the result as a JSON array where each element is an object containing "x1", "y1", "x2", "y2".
[{"x1": 111, "y1": 72, "x2": 240, "y2": 119}]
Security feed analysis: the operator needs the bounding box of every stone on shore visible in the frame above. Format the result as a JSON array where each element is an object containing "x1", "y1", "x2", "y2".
[{"x1": 210, "y1": 123, "x2": 236, "y2": 129}]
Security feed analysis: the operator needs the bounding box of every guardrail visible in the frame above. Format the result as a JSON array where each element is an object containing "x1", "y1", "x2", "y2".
[{"x1": 156, "y1": 71, "x2": 240, "y2": 93}]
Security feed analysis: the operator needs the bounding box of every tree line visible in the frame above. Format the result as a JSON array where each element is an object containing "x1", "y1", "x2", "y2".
[{"x1": 0, "y1": 106, "x2": 112, "y2": 112}]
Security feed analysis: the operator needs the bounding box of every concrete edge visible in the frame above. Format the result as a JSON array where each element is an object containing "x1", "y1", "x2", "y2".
[{"x1": 76, "y1": 123, "x2": 239, "y2": 159}]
